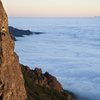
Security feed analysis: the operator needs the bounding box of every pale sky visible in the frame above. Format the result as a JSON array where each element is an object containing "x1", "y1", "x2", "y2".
[{"x1": 2, "y1": 0, "x2": 100, "y2": 17}]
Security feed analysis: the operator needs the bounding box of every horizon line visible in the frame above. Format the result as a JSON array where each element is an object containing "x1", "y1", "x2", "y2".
[{"x1": 8, "y1": 16, "x2": 100, "y2": 18}]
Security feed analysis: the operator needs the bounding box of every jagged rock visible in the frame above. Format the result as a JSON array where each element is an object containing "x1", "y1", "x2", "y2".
[
  {"x1": 21, "y1": 65, "x2": 74, "y2": 100},
  {"x1": 0, "y1": 0, "x2": 26, "y2": 100},
  {"x1": 44, "y1": 72, "x2": 63, "y2": 92},
  {"x1": 34, "y1": 68, "x2": 42, "y2": 77},
  {"x1": 23, "y1": 66, "x2": 63, "y2": 92}
]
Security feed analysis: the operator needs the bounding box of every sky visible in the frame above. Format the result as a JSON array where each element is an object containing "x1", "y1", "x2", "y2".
[{"x1": 2, "y1": 0, "x2": 100, "y2": 17}]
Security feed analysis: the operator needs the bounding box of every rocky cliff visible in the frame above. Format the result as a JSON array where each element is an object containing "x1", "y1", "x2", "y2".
[
  {"x1": 22, "y1": 65, "x2": 63, "y2": 92},
  {"x1": 0, "y1": 0, "x2": 74, "y2": 100},
  {"x1": 21, "y1": 65, "x2": 74, "y2": 100},
  {"x1": 0, "y1": 0, "x2": 26, "y2": 100}
]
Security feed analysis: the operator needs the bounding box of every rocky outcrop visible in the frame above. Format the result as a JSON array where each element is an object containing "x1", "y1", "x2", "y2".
[
  {"x1": 22, "y1": 66, "x2": 63, "y2": 92},
  {"x1": 21, "y1": 65, "x2": 74, "y2": 100},
  {"x1": 8, "y1": 26, "x2": 44, "y2": 41},
  {"x1": 0, "y1": 0, "x2": 26, "y2": 100},
  {"x1": 9, "y1": 26, "x2": 33, "y2": 41}
]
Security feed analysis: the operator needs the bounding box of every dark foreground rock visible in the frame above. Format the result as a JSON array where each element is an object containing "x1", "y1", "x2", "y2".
[{"x1": 21, "y1": 65, "x2": 74, "y2": 100}]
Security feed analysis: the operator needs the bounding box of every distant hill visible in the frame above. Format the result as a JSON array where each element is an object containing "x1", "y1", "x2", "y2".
[
  {"x1": 9, "y1": 26, "x2": 33, "y2": 40},
  {"x1": 9, "y1": 26, "x2": 44, "y2": 41}
]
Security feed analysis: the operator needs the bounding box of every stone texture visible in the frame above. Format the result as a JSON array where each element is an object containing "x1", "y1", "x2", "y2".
[
  {"x1": 32, "y1": 67, "x2": 63, "y2": 92},
  {"x1": 0, "y1": 0, "x2": 26, "y2": 100},
  {"x1": 21, "y1": 65, "x2": 74, "y2": 100}
]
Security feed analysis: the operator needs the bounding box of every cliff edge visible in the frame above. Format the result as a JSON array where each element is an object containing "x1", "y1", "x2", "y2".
[
  {"x1": 0, "y1": 0, "x2": 26, "y2": 99},
  {"x1": 21, "y1": 65, "x2": 74, "y2": 100},
  {"x1": 0, "y1": 0, "x2": 74, "y2": 100}
]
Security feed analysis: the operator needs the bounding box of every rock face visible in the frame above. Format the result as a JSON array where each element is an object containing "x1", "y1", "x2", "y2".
[
  {"x1": 0, "y1": 0, "x2": 26, "y2": 100},
  {"x1": 0, "y1": 1, "x2": 74, "y2": 100},
  {"x1": 0, "y1": 1, "x2": 8, "y2": 31},
  {"x1": 23, "y1": 66, "x2": 63, "y2": 92},
  {"x1": 21, "y1": 65, "x2": 74, "y2": 100}
]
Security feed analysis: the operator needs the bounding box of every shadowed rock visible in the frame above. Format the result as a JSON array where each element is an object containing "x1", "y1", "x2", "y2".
[
  {"x1": 9, "y1": 26, "x2": 33, "y2": 37},
  {"x1": 21, "y1": 65, "x2": 74, "y2": 100},
  {"x1": 9, "y1": 26, "x2": 44, "y2": 41}
]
